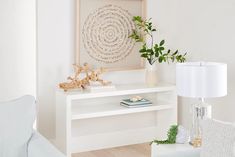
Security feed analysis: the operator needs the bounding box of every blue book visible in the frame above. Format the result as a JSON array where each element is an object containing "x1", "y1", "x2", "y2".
[
  {"x1": 120, "y1": 102, "x2": 152, "y2": 108},
  {"x1": 121, "y1": 98, "x2": 152, "y2": 106}
]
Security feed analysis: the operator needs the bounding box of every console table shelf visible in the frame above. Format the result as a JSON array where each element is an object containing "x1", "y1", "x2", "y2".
[
  {"x1": 72, "y1": 102, "x2": 173, "y2": 120},
  {"x1": 63, "y1": 83, "x2": 175, "y2": 99},
  {"x1": 55, "y1": 83, "x2": 177, "y2": 157}
]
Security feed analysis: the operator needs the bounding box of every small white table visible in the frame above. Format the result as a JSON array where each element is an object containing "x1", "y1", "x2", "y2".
[{"x1": 151, "y1": 143, "x2": 201, "y2": 157}]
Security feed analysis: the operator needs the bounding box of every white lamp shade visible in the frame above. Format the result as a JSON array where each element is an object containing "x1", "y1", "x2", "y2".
[{"x1": 176, "y1": 62, "x2": 227, "y2": 98}]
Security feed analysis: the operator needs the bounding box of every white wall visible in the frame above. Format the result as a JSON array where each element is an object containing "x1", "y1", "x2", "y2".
[
  {"x1": 147, "y1": 0, "x2": 235, "y2": 129},
  {"x1": 38, "y1": 0, "x2": 235, "y2": 138},
  {"x1": 0, "y1": 0, "x2": 36, "y2": 101},
  {"x1": 37, "y1": 0, "x2": 75, "y2": 138}
]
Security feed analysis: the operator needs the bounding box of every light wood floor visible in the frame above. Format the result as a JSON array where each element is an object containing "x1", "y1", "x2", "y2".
[{"x1": 72, "y1": 143, "x2": 151, "y2": 157}]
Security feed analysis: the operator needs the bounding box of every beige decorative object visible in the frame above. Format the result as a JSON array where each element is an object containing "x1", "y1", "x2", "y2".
[
  {"x1": 82, "y1": 4, "x2": 135, "y2": 64},
  {"x1": 59, "y1": 63, "x2": 111, "y2": 92},
  {"x1": 176, "y1": 125, "x2": 190, "y2": 144},
  {"x1": 130, "y1": 96, "x2": 143, "y2": 102},
  {"x1": 76, "y1": 0, "x2": 146, "y2": 70}
]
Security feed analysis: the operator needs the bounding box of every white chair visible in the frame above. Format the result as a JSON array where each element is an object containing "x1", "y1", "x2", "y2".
[
  {"x1": 200, "y1": 119, "x2": 235, "y2": 157},
  {"x1": 151, "y1": 119, "x2": 235, "y2": 157},
  {"x1": 0, "y1": 95, "x2": 65, "y2": 157}
]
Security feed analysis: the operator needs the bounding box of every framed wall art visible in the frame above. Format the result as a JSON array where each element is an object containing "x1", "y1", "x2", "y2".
[{"x1": 76, "y1": 0, "x2": 146, "y2": 70}]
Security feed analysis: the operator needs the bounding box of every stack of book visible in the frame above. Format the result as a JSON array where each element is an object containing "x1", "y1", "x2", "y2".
[{"x1": 120, "y1": 98, "x2": 152, "y2": 108}]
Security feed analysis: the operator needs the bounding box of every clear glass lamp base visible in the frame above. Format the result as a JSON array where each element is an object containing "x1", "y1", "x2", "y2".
[{"x1": 190, "y1": 98, "x2": 211, "y2": 147}]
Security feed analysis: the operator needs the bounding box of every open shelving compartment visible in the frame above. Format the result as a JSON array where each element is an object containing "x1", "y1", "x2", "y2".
[
  {"x1": 55, "y1": 83, "x2": 177, "y2": 157},
  {"x1": 71, "y1": 101, "x2": 172, "y2": 120}
]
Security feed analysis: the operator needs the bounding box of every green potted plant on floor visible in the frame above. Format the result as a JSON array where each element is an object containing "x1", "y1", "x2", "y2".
[{"x1": 129, "y1": 16, "x2": 187, "y2": 86}]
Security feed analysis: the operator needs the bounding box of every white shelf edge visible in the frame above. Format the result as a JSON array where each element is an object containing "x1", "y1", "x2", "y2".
[
  {"x1": 71, "y1": 104, "x2": 173, "y2": 120},
  {"x1": 65, "y1": 84, "x2": 176, "y2": 100}
]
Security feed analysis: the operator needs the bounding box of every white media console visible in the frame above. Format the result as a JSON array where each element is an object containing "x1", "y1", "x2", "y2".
[{"x1": 55, "y1": 83, "x2": 177, "y2": 157}]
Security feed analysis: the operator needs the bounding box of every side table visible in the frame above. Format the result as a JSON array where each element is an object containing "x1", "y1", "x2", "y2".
[{"x1": 151, "y1": 143, "x2": 201, "y2": 157}]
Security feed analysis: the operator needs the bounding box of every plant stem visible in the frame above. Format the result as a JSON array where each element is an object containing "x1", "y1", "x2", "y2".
[{"x1": 150, "y1": 33, "x2": 154, "y2": 64}]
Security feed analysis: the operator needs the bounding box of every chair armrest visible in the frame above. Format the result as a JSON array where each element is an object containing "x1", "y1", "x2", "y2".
[{"x1": 28, "y1": 132, "x2": 65, "y2": 157}]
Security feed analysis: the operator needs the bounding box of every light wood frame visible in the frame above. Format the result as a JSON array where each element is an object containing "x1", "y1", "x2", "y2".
[{"x1": 76, "y1": 0, "x2": 147, "y2": 71}]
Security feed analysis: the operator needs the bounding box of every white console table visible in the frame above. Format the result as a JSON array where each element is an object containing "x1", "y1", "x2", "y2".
[{"x1": 55, "y1": 83, "x2": 177, "y2": 157}]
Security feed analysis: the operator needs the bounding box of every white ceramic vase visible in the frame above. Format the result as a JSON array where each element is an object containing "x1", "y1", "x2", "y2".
[{"x1": 145, "y1": 62, "x2": 158, "y2": 86}]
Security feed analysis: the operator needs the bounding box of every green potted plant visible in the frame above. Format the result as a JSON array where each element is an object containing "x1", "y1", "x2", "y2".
[{"x1": 129, "y1": 16, "x2": 187, "y2": 85}]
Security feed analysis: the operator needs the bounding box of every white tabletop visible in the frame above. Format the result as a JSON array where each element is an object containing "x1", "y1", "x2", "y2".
[{"x1": 151, "y1": 143, "x2": 201, "y2": 157}]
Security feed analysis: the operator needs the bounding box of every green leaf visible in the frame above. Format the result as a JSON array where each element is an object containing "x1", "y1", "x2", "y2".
[
  {"x1": 139, "y1": 44, "x2": 147, "y2": 52},
  {"x1": 146, "y1": 49, "x2": 153, "y2": 53},
  {"x1": 144, "y1": 28, "x2": 148, "y2": 32},
  {"x1": 142, "y1": 43, "x2": 147, "y2": 49},
  {"x1": 154, "y1": 44, "x2": 159, "y2": 53},
  {"x1": 163, "y1": 53, "x2": 167, "y2": 57},
  {"x1": 159, "y1": 47, "x2": 165, "y2": 51},
  {"x1": 155, "y1": 51, "x2": 159, "y2": 57},
  {"x1": 154, "y1": 44, "x2": 158, "y2": 49},
  {"x1": 136, "y1": 38, "x2": 144, "y2": 42},
  {"x1": 139, "y1": 49, "x2": 146, "y2": 53},
  {"x1": 141, "y1": 54, "x2": 148, "y2": 58},
  {"x1": 133, "y1": 16, "x2": 142, "y2": 23},
  {"x1": 172, "y1": 50, "x2": 178, "y2": 55},
  {"x1": 160, "y1": 40, "x2": 165, "y2": 46},
  {"x1": 158, "y1": 56, "x2": 164, "y2": 63}
]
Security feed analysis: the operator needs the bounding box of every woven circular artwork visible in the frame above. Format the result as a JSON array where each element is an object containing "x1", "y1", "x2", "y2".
[{"x1": 82, "y1": 4, "x2": 135, "y2": 63}]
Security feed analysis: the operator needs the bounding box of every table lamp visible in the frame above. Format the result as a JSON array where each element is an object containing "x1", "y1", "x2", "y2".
[{"x1": 176, "y1": 62, "x2": 227, "y2": 147}]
